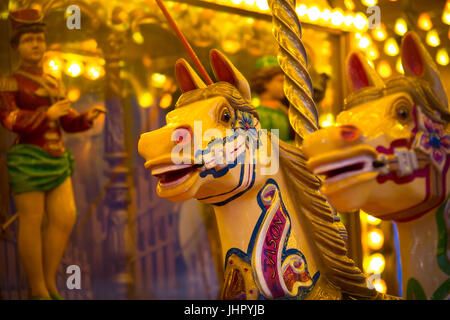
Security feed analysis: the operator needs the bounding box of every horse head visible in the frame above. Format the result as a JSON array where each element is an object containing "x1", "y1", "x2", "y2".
[
  {"x1": 303, "y1": 32, "x2": 450, "y2": 222},
  {"x1": 138, "y1": 50, "x2": 277, "y2": 205}
]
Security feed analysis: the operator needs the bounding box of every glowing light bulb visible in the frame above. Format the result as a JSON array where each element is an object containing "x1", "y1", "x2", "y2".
[
  {"x1": 366, "y1": 214, "x2": 381, "y2": 225},
  {"x1": 344, "y1": 14, "x2": 354, "y2": 27},
  {"x1": 417, "y1": 13, "x2": 432, "y2": 31},
  {"x1": 426, "y1": 29, "x2": 440, "y2": 47},
  {"x1": 373, "y1": 278, "x2": 387, "y2": 293},
  {"x1": 66, "y1": 61, "x2": 83, "y2": 77},
  {"x1": 139, "y1": 91, "x2": 154, "y2": 108},
  {"x1": 436, "y1": 48, "x2": 449, "y2": 66},
  {"x1": 443, "y1": 7, "x2": 450, "y2": 25},
  {"x1": 377, "y1": 60, "x2": 392, "y2": 78},
  {"x1": 365, "y1": 253, "x2": 386, "y2": 274},
  {"x1": 362, "y1": 0, "x2": 377, "y2": 6},
  {"x1": 296, "y1": 4, "x2": 308, "y2": 17},
  {"x1": 353, "y1": 13, "x2": 368, "y2": 30},
  {"x1": 367, "y1": 46, "x2": 379, "y2": 60},
  {"x1": 368, "y1": 229, "x2": 384, "y2": 250},
  {"x1": 394, "y1": 18, "x2": 408, "y2": 36},
  {"x1": 321, "y1": 9, "x2": 331, "y2": 21},
  {"x1": 307, "y1": 6, "x2": 321, "y2": 22},
  {"x1": 384, "y1": 38, "x2": 399, "y2": 56},
  {"x1": 255, "y1": 0, "x2": 269, "y2": 11},
  {"x1": 372, "y1": 23, "x2": 387, "y2": 41},
  {"x1": 358, "y1": 35, "x2": 371, "y2": 49},
  {"x1": 132, "y1": 31, "x2": 144, "y2": 44},
  {"x1": 85, "y1": 64, "x2": 103, "y2": 80},
  {"x1": 331, "y1": 9, "x2": 345, "y2": 26},
  {"x1": 151, "y1": 73, "x2": 167, "y2": 88},
  {"x1": 67, "y1": 88, "x2": 81, "y2": 102}
]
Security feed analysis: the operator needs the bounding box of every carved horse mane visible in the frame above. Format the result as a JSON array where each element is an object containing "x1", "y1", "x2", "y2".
[{"x1": 173, "y1": 51, "x2": 380, "y2": 299}]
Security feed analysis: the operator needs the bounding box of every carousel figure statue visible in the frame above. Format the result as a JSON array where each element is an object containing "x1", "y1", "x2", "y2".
[{"x1": 0, "y1": 9, "x2": 105, "y2": 299}]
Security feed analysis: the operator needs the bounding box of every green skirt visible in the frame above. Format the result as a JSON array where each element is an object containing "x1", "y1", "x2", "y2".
[{"x1": 6, "y1": 144, "x2": 75, "y2": 195}]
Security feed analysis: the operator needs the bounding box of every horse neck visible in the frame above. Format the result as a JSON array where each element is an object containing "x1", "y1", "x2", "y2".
[
  {"x1": 395, "y1": 179, "x2": 449, "y2": 298},
  {"x1": 211, "y1": 169, "x2": 319, "y2": 274}
]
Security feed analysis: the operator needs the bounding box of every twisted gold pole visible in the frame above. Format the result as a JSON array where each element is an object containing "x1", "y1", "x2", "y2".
[{"x1": 268, "y1": 0, "x2": 318, "y2": 146}]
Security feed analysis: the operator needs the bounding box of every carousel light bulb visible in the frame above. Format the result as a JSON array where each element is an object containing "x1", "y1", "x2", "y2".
[
  {"x1": 436, "y1": 48, "x2": 449, "y2": 66},
  {"x1": 255, "y1": 0, "x2": 269, "y2": 11},
  {"x1": 296, "y1": 4, "x2": 308, "y2": 17},
  {"x1": 353, "y1": 13, "x2": 368, "y2": 30},
  {"x1": 331, "y1": 9, "x2": 345, "y2": 27},
  {"x1": 358, "y1": 35, "x2": 371, "y2": 49},
  {"x1": 344, "y1": 14, "x2": 354, "y2": 27},
  {"x1": 362, "y1": 0, "x2": 377, "y2": 6},
  {"x1": 368, "y1": 229, "x2": 384, "y2": 250},
  {"x1": 307, "y1": 6, "x2": 321, "y2": 22},
  {"x1": 139, "y1": 91, "x2": 154, "y2": 108},
  {"x1": 417, "y1": 13, "x2": 433, "y2": 31},
  {"x1": 151, "y1": 73, "x2": 167, "y2": 88},
  {"x1": 396, "y1": 58, "x2": 404, "y2": 74},
  {"x1": 345, "y1": 0, "x2": 356, "y2": 10},
  {"x1": 377, "y1": 60, "x2": 392, "y2": 78},
  {"x1": 67, "y1": 88, "x2": 81, "y2": 102},
  {"x1": 443, "y1": 1, "x2": 450, "y2": 25},
  {"x1": 132, "y1": 31, "x2": 144, "y2": 44},
  {"x1": 426, "y1": 29, "x2": 440, "y2": 47},
  {"x1": 365, "y1": 253, "x2": 386, "y2": 274},
  {"x1": 394, "y1": 18, "x2": 408, "y2": 36},
  {"x1": 231, "y1": 0, "x2": 242, "y2": 4},
  {"x1": 366, "y1": 214, "x2": 381, "y2": 225},
  {"x1": 321, "y1": 9, "x2": 331, "y2": 21},
  {"x1": 66, "y1": 61, "x2": 83, "y2": 77},
  {"x1": 384, "y1": 38, "x2": 399, "y2": 56},
  {"x1": 367, "y1": 46, "x2": 379, "y2": 60},
  {"x1": 86, "y1": 65, "x2": 103, "y2": 80},
  {"x1": 372, "y1": 23, "x2": 387, "y2": 41},
  {"x1": 372, "y1": 278, "x2": 387, "y2": 293}
]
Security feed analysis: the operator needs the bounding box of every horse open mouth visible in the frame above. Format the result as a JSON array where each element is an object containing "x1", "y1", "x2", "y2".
[
  {"x1": 152, "y1": 164, "x2": 202, "y2": 188},
  {"x1": 312, "y1": 155, "x2": 374, "y2": 184}
]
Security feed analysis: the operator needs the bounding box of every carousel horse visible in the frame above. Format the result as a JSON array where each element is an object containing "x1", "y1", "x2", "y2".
[
  {"x1": 138, "y1": 49, "x2": 396, "y2": 300},
  {"x1": 303, "y1": 32, "x2": 450, "y2": 300}
]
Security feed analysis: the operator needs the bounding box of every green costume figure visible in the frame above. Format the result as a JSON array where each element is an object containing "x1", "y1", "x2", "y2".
[{"x1": 250, "y1": 56, "x2": 293, "y2": 143}]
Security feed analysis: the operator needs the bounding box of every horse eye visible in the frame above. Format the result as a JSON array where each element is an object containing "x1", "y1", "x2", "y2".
[
  {"x1": 396, "y1": 106, "x2": 409, "y2": 120},
  {"x1": 220, "y1": 109, "x2": 232, "y2": 124}
]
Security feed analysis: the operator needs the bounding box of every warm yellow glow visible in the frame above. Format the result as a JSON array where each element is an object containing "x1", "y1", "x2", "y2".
[
  {"x1": 377, "y1": 60, "x2": 392, "y2": 78},
  {"x1": 321, "y1": 9, "x2": 331, "y2": 22},
  {"x1": 85, "y1": 64, "x2": 104, "y2": 80},
  {"x1": 366, "y1": 214, "x2": 381, "y2": 225},
  {"x1": 230, "y1": 0, "x2": 242, "y2": 4},
  {"x1": 396, "y1": 58, "x2": 404, "y2": 74},
  {"x1": 331, "y1": 9, "x2": 345, "y2": 26},
  {"x1": 139, "y1": 91, "x2": 154, "y2": 108},
  {"x1": 251, "y1": 96, "x2": 261, "y2": 107},
  {"x1": 132, "y1": 31, "x2": 144, "y2": 44},
  {"x1": 362, "y1": 0, "x2": 377, "y2": 6},
  {"x1": 365, "y1": 253, "x2": 386, "y2": 274},
  {"x1": 255, "y1": 0, "x2": 269, "y2": 11},
  {"x1": 443, "y1": 5, "x2": 450, "y2": 25},
  {"x1": 436, "y1": 48, "x2": 449, "y2": 66},
  {"x1": 426, "y1": 29, "x2": 440, "y2": 47},
  {"x1": 67, "y1": 88, "x2": 81, "y2": 102},
  {"x1": 307, "y1": 6, "x2": 321, "y2": 22},
  {"x1": 372, "y1": 278, "x2": 387, "y2": 293},
  {"x1": 417, "y1": 13, "x2": 433, "y2": 31},
  {"x1": 344, "y1": 0, "x2": 356, "y2": 10},
  {"x1": 367, "y1": 46, "x2": 379, "y2": 60},
  {"x1": 384, "y1": 38, "x2": 399, "y2": 56},
  {"x1": 66, "y1": 61, "x2": 83, "y2": 77},
  {"x1": 344, "y1": 14, "x2": 354, "y2": 27},
  {"x1": 243, "y1": 0, "x2": 255, "y2": 5},
  {"x1": 372, "y1": 23, "x2": 387, "y2": 41},
  {"x1": 358, "y1": 35, "x2": 371, "y2": 49},
  {"x1": 353, "y1": 13, "x2": 368, "y2": 30},
  {"x1": 368, "y1": 229, "x2": 384, "y2": 250},
  {"x1": 320, "y1": 113, "x2": 335, "y2": 128},
  {"x1": 296, "y1": 4, "x2": 308, "y2": 17},
  {"x1": 159, "y1": 93, "x2": 173, "y2": 109},
  {"x1": 394, "y1": 18, "x2": 408, "y2": 36},
  {"x1": 151, "y1": 73, "x2": 167, "y2": 88}
]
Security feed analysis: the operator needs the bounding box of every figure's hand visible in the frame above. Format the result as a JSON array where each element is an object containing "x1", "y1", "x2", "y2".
[
  {"x1": 47, "y1": 99, "x2": 71, "y2": 120},
  {"x1": 86, "y1": 105, "x2": 107, "y2": 122}
]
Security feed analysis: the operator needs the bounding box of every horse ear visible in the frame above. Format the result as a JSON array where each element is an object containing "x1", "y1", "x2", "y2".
[
  {"x1": 175, "y1": 59, "x2": 207, "y2": 93},
  {"x1": 346, "y1": 51, "x2": 384, "y2": 91},
  {"x1": 401, "y1": 32, "x2": 448, "y2": 109},
  {"x1": 209, "y1": 49, "x2": 251, "y2": 102}
]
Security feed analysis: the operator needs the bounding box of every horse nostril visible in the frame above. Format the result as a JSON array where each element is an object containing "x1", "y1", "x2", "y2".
[
  {"x1": 339, "y1": 125, "x2": 361, "y2": 142},
  {"x1": 172, "y1": 126, "x2": 192, "y2": 146}
]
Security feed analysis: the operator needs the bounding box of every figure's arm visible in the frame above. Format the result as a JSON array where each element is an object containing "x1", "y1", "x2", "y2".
[
  {"x1": 0, "y1": 77, "x2": 48, "y2": 134},
  {"x1": 59, "y1": 108, "x2": 93, "y2": 133}
]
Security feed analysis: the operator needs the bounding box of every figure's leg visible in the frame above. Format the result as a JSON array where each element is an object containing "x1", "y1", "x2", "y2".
[
  {"x1": 42, "y1": 177, "x2": 77, "y2": 297},
  {"x1": 14, "y1": 191, "x2": 49, "y2": 299}
]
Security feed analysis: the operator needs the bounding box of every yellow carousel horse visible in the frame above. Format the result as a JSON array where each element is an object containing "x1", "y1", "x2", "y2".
[
  {"x1": 138, "y1": 49, "x2": 395, "y2": 300},
  {"x1": 303, "y1": 32, "x2": 450, "y2": 299}
]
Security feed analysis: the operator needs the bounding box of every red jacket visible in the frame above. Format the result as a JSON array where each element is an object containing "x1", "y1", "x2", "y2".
[{"x1": 0, "y1": 66, "x2": 92, "y2": 157}]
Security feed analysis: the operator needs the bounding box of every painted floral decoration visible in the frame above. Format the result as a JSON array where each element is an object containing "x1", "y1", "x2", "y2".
[{"x1": 415, "y1": 111, "x2": 450, "y2": 172}]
